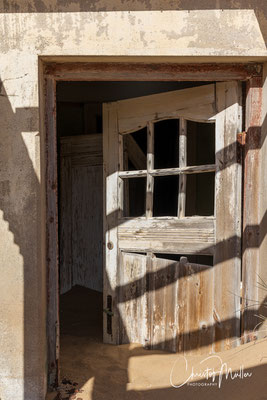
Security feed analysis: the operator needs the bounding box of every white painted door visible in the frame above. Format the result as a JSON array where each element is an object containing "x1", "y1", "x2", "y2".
[
  {"x1": 103, "y1": 83, "x2": 242, "y2": 353},
  {"x1": 60, "y1": 134, "x2": 103, "y2": 294}
]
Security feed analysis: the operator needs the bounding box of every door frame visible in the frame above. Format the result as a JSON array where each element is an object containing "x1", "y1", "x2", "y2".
[{"x1": 42, "y1": 59, "x2": 263, "y2": 389}]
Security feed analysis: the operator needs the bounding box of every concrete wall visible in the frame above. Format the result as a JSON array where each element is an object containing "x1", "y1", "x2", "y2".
[
  {"x1": 0, "y1": 2, "x2": 267, "y2": 399},
  {"x1": 260, "y1": 66, "x2": 267, "y2": 299}
]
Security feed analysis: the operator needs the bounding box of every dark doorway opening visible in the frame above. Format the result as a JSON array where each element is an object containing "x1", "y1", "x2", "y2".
[{"x1": 56, "y1": 80, "x2": 214, "y2": 385}]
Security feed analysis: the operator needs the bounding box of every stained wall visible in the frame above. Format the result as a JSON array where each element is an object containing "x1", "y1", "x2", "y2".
[{"x1": 0, "y1": 2, "x2": 267, "y2": 399}]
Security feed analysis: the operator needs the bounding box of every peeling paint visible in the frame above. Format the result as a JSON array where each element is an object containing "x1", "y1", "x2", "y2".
[
  {"x1": 139, "y1": 31, "x2": 148, "y2": 47},
  {"x1": 0, "y1": 3, "x2": 267, "y2": 400},
  {"x1": 0, "y1": 10, "x2": 266, "y2": 55}
]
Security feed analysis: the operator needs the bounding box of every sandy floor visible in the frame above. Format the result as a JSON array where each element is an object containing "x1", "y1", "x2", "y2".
[{"x1": 47, "y1": 286, "x2": 267, "y2": 400}]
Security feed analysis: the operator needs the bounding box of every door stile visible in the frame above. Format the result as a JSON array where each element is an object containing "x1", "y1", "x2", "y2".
[
  {"x1": 46, "y1": 76, "x2": 60, "y2": 388},
  {"x1": 214, "y1": 82, "x2": 242, "y2": 352},
  {"x1": 103, "y1": 102, "x2": 120, "y2": 344}
]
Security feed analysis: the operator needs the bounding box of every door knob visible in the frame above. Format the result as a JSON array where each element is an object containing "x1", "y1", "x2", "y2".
[{"x1": 107, "y1": 241, "x2": 114, "y2": 250}]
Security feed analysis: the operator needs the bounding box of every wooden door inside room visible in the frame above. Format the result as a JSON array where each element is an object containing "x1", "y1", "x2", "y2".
[{"x1": 59, "y1": 134, "x2": 103, "y2": 294}]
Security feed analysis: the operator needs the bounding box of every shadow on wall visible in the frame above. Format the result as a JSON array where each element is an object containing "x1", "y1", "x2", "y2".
[
  {"x1": 0, "y1": 79, "x2": 43, "y2": 399},
  {"x1": 0, "y1": 0, "x2": 266, "y2": 14}
]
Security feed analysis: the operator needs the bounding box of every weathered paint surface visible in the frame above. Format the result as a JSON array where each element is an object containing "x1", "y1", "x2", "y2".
[
  {"x1": 0, "y1": 10, "x2": 266, "y2": 56},
  {"x1": 242, "y1": 77, "x2": 264, "y2": 341},
  {"x1": 0, "y1": 2, "x2": 267, "y2": 400},
  {"x1": 45, "y1": 62, "x2": 263, "y2": 81},
  {"x1": 258, "y1": 64, "x2": 267, "y2": 340}
]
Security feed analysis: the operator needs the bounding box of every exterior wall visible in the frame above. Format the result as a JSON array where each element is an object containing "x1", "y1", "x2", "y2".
[
  {"x1": 259, "y1": 64, "x2": 267, "y2": 337},
  {"x1": 261, "y1": 67, "x2": 267, "y2": 275},
  {"x1": 261, "y1": 66, "x2": 267, "y2": 269},
  {"x1": 0, "y1": 2, "x2": 266, "y2": 399}
]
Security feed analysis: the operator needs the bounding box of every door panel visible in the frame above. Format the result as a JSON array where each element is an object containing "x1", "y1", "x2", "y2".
[
  {"x1": 118, "y1": 217, "x2": 215, "y2": 255},
  {"x1": 117, "y1": 253, "x2": 214, "y2": 354},
  {"x1": 214, "y1": 82, "x2": 242, "y2": 351},
  {"x1": 103, "y1": 83, "x2": 242, "y2": 353},
  {"x1": 118, "y1": 252, "x2": 147, "y2": 345},
  {"x1": 147, "y1": 255, "x2": 179, "y2": 353},
  {"x1": 178, "y1": 260, "x2": 214, "y2": 355},
  {"x1": 59, "y1": 134, "x2": 103, "y2": 294},
  {"x1": 72, "y1": 164, "x2": 103, "y2": 291}
]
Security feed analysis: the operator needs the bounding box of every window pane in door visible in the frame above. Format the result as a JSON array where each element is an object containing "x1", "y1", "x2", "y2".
[
  {"x1": 122, "y1": 128, "x2": 147, "y2": 171},
  {"x1": 185, "y1": 172, "x2": 215, "y2": 216},
  {"x1": 154, "y1": 119, "x2": 179, "y2": 169},
  {"x1": 123, "y1": 177, "x2": 146, "y2": 217},
  {"x1": 153, "y1": 175, "x2": 179, "y2": 217},
  {"x1": 187, "y1": 121, "x2": 215, "y2": 166}
]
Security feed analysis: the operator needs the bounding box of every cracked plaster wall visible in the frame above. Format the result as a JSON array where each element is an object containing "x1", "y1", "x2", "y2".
[{"x1": 0, "y1": 3, "x2": 267, "y2": 400}]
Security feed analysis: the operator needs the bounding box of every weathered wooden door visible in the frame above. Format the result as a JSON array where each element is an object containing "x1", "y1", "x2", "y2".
[
  {"x1": 60, "y1": 134, "x2": 103, "y2": 294},
  {"x1": 103, "y1": 83, "x2": 242, "y2": 354}
]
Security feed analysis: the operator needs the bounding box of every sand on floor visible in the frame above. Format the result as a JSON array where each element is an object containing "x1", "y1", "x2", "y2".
[{"x1": 46, "y1": 286, "x2": 267, "y2": 400}]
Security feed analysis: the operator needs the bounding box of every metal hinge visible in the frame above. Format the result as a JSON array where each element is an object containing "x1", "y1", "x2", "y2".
[
  {"x1": 237, "y1": 131, "x2": 246, "y2": 146},
  {"x1": 237, "y1": 131, "x2": 246, "y2": 163}
]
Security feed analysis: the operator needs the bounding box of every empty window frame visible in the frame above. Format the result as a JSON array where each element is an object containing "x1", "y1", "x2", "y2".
[{"x1": 119, "y1": 118, "x2": 215, "y2": 218}]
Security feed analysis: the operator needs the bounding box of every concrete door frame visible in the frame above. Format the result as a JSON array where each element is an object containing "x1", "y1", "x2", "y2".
[{"x1": 41, "y1": 58, "x2": 263, "y2": 390}]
